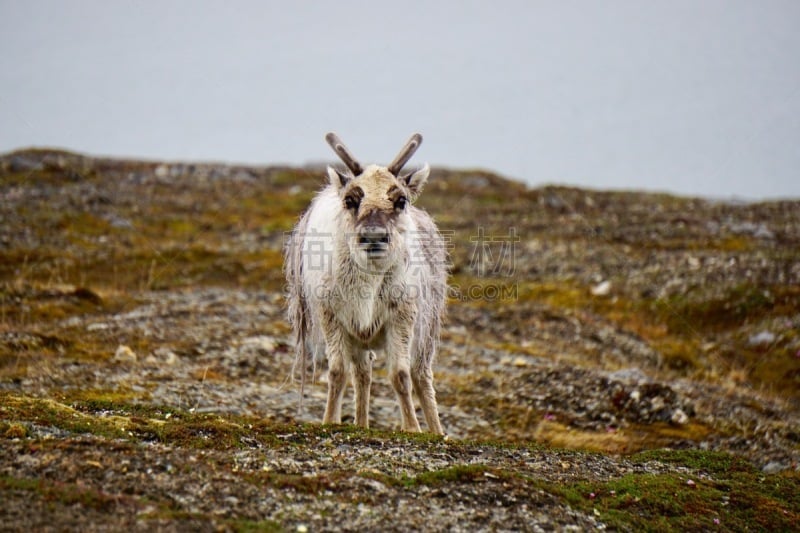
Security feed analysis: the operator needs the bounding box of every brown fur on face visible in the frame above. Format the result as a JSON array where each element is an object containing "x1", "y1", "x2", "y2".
[
  {"x1": 339, "y1": 166, "x2": 409, "y2": 223},
  {"x1": 335, "y1": 166, "x2": 413, "y2": 267}
]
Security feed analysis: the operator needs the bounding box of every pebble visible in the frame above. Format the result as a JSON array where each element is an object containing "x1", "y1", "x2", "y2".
[
  {"x1": 590, "y1": 280, "x2": 612, "y2": 297},
  {"x1": 671, "y1": 408, "x2": 689, "y2": 426},
  {"x1": 748, "y1": 331, "x2": 776, "y2": 346},
  {"x1": 240, "y1": 335, "x2": 277, "y2": 354},
  {"x1": 154, "y1": 164, "x2": 169, "y2": 178},
  {"x1": 761, "y1": 461, "x2": 787, "y2": 474},
  {"x1": 154, "y1": 347, "x2": 179, "y2": 365},
  {"x1": 113, "y1": 345, "x2": 137, "y2": 363}
]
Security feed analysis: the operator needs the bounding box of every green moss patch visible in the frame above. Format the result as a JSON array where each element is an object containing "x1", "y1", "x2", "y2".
[
  {"x1": 553, "y1": 450, "x2": 799, "y2": 531},
  {"x1": 0, "y1": 475, "x2": 127, "y2": 512}
]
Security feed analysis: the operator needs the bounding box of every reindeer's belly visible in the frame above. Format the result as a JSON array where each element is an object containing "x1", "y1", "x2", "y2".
[{"x1": 348, "y1": 322, "x2": 386, "y2": 345}]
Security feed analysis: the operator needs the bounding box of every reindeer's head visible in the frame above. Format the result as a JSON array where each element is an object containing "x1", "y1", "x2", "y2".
[{"x1": 325, "y1": 132, "x2": 430, "y2": 270}]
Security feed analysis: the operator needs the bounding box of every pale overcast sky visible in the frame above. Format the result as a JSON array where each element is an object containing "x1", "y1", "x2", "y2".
[{"x1": 1, "y1": 1, "x2": 798, "y2": 199}]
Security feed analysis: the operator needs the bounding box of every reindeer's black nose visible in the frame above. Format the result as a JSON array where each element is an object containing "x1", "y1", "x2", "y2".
[{"x1": 358, "y1": 226, "x2": 390, "y2": 254}]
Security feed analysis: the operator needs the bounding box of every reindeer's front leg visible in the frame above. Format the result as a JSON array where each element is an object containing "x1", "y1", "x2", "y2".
[
  {"x1": 352, "y1": 349, "x2": 372, "y2": 428},
  {"x1": 321, "y1": 311, "x2": 348, "y2": 425},
  {"x1": 387, "y1": 313, "x2": 421, "y2": 432}
]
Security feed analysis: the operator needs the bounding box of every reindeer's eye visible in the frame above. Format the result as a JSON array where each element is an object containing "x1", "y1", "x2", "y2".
[
  {"x1": 394, "y1": 196, "x2": 407, "y2": 210},
  {"x1": 344, "y1": 195, "x2": 360, "y2": 211}
]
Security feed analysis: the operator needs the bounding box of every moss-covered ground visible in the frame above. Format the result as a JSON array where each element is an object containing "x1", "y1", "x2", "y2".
[{"x1": 1, "y1": 150, "x2": 798, "y2": 529}]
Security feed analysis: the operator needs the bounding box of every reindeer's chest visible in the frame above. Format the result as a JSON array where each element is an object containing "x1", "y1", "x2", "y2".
[
  {"x1": 350, "y1": 288, "x2": 387, "y2": 340},
  {"x1": 328, "y1": 274, "x2": 400, "y2": 344}
]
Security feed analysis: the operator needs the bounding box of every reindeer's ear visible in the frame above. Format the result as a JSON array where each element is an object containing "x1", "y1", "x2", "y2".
[
  {"x1": 327, "y1": 166, "x2": 350, "y2": 189},
  {"x1": 402, "y1": 163, "x2": 430, "y2": 200}
]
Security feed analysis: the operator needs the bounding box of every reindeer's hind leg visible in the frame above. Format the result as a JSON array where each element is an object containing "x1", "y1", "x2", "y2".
[{"x1": 411, "y1": 365, "x2": 443, "y2": 435}]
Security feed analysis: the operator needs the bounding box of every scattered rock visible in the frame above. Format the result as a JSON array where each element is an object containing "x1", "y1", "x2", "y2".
[
  {"x1": 147, "y1": 347, "x2": 178, "y2": 366},
  {"x1": 7, "y1": 155, "x2": 44, "y2": 172},
  {"x1": 104, "y1": 214, "x2": 133, "y2": 229},
  {"x1": 154, "y1": 164, "x2": 169, "y2": 178},
  {"x1": 240, "y1": 335, "x2": 277, "y2": 355},
  {"x1": 113, "y1": 345, "x2": 137, "y2": 363},
  {"x1": 728, "y1": 220, "x2": 775, "y2": 239},
  {"x1": 590, "y1": 280, "x2": 612, "y2": 297},
  {"x1": 671, "y1": 408, "x2": 690, "y2": 426},
  {"x1": 607, "y1": 367, "x2": 650, "y2": 385},
  {"x1": 748, "y1": 331, "x2": 776, "y2": 346},
  {"x1": 507, "y1": 367, "x2": 695, "y2": 431},
  {"x1": 512, "y1": 357, "x2": 529, "y2": 367},
  {"x1": 761, "y1": 461, "x2": 788, "y2": 474}
]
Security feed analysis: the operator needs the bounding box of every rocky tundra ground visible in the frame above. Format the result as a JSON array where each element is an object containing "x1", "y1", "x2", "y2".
[{"x1": 0, "y1": 150, "x2": 798, "y2": 531}]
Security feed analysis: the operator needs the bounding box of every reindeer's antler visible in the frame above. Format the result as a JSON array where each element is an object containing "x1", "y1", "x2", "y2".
[
  {"x1": 325, "y1": 132, "x2": 363, "y2": 176},
  {"x1": 388, "y1": 133, "x2": 423, "y2": 176}
]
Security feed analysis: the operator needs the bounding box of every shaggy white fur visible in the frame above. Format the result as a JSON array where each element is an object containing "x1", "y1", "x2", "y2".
[{"x1": 285, "y1": 135, "x2": 447, "y2": 434}]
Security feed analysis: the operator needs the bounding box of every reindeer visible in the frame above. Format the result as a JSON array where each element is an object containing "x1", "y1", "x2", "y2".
[{"x1": 284, "y1": 133, "x2": 447, "y2": 434}]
